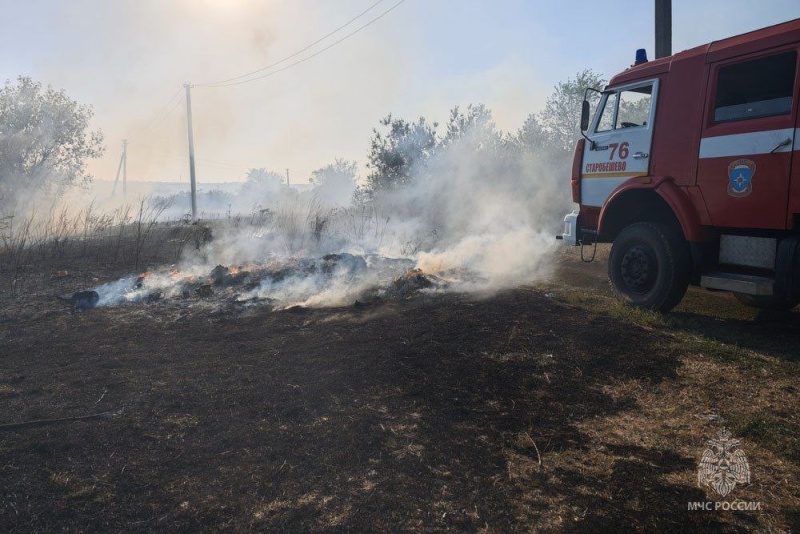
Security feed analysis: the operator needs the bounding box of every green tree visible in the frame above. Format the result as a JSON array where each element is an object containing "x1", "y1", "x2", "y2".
[
  {"x1": 361, "y1": 70, "x2": 607, "y2": 199},
  {"x1": 514, "y1": 114, "x2": 547, "y2": 154},
  {"x1": 538, "y1": 69, "x2": 606, "y2": 155},
  {"x1": 442, "y1": 104, "x2": 520, "y2": 175},
  {"x1": 310, "y1": 158, "x2": 358, "y2": 206},
  {"x1": 244, "y1": 167, "x2": 285, "y2": 185},
  {"x1": 309, "y1": 158, "x2": 357, "y2": 187},
  {"x1": 442, "y1": 104, "x2": 499, "y2": 149},
  {"x1": 240, "y1": 167, "x2": 288, "y2": 206},
  {"x1": 0, "y1": 76, "x2": 104, "y2": 211},
  {"x1": 365, "y1": 115, "x2": 437, "y2": 195}
]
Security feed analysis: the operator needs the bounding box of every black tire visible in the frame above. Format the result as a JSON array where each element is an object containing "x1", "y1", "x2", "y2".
[
  {"x1": 608, "y1": 222, "x2": 691, "y2": 312},
  {"x1": 733, "y1": 292, "x2": 799, "y2": 311}
]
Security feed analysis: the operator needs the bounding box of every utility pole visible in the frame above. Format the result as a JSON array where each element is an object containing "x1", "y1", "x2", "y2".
[
  {"x1": 185, "y1": 83, "x2": 198, "y2": 219},
  {"x1": 111, "y1": 140, "x2": 125, "y2": 196},
  {"x1": 111, "y1": 139, "x2": 128, "y2": 197},
  {"x1": 286, "y1": 168, "x2": 290, "y2": 188},
  {"x1": 655, "y1": 0, "x2": 672, "y2": 59},
  {"x1": 122, "y1": 139, "x2": 127, "y2": 197}
]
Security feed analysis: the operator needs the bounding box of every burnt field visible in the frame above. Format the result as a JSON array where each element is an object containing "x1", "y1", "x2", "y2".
[{"x1": 1, "y1": 247, "x2": 798, "y2": 532}]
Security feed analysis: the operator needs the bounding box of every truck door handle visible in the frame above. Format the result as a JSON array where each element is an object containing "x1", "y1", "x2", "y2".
[
  {"x1": 632, "y1": 152, "x2": 649, "y2": 159},
  {"x1": 771, "y1": 137, "x2": 792, "y2": 153}
]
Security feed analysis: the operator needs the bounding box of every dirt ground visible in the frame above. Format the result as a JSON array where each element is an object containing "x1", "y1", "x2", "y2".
[{"x1": 1, "y1": 247, "x2": 798, "y2": 532}]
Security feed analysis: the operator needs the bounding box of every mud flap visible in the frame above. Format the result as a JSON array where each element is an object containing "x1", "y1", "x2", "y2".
[{"x1": 775, "y1": 237, "x2": 800, "y2": 299}]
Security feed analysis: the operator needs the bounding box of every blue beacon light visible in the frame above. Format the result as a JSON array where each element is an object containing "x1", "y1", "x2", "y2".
[{"x1": 635, "y1": 48, "x2": 649, "y2": 65}]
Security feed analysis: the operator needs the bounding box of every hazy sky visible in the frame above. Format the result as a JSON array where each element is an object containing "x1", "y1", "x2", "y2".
[{"x1": 3, "y1": 0, "x2": 800, "y2": 186}]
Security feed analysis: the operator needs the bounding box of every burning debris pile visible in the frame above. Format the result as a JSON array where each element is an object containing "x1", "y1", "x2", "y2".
[{"x1": 87, "y1": 253, "x2": 455, "y2": 312}]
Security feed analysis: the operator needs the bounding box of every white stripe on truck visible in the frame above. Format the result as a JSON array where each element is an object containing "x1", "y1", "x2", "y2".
[
  {"x1": 699, "y1": 127, "x2": 796, "y2": 158},
  {"x1": 581, "y1": 128, "x2": 796, "y2": 208}
]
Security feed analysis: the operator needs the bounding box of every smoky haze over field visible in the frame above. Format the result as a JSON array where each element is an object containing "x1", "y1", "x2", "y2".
[
  {"x1": 5, "y1": 0, "x2": 796, "y2": 188},
  {"x1": 5, "y1": 0, "x2": 567, "y2": 187},
  {"x1": 90, "y1": 103, "x2": 574, "y2": 309},
  {"x1": 1, "y1": 0, "x2": 606, "y2": 307}
]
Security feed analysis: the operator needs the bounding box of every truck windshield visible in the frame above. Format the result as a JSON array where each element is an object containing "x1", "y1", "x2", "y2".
[
  {"x1": 594, "y1": 84, "x2": 653, "y2": 132},
  {"x1": 616, "y1": 86, "x2": 652, "y2": 128},
  {"x1": 597, "y1": 93, "x2": 618, "y2": 131}
]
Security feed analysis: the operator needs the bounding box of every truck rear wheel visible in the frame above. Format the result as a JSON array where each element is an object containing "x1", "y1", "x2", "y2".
[
  {"x1": 733, "y1": 292, "x2": 799, "y2": 311},
  {"x1": 608, "y1": 222, "x2": 691, "y2": 312}
]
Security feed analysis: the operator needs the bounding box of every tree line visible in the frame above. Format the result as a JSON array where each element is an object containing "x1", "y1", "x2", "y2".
[{"x1": 0, "y1": 70, "x2": 606, "y2": 215}]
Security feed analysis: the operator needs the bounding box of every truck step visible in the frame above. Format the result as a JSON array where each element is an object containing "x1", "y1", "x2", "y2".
[{"x1": 700, "y1": 272, "x2": 774, "y2": 296}]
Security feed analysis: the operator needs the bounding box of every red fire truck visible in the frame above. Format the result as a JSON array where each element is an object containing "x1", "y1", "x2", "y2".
[{"x1": 560, "y1": 18, "x2": 800, "y2": 312}]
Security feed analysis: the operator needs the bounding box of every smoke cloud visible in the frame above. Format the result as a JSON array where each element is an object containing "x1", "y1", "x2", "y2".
[{"x1": 88, "y1": 102, "x2": 571, "y2": 310}]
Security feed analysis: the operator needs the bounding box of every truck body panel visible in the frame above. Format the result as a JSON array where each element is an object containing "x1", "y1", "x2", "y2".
[{"x1": 562, "y1": 18, "x2": 800, "y2": 311}]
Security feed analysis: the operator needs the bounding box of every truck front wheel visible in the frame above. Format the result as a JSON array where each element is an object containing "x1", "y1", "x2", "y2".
[{"x1": 608, "y1": 222, "x2": 691, "y2": 312}]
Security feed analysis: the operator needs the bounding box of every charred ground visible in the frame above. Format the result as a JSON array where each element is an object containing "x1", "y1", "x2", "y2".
[{"x1": 0, "y1": 247, "x2": 798, "y2": 532}]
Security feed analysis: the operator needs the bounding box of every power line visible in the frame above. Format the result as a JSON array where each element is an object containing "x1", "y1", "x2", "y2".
[
  {"x1": 138, "y1": 94, "x2": 185, "y2": 139},
  {"x1": 114, "y1": 0, "x2": 409, "y2": 205},
  {"x1": 127, "y1": 140, "x2": 249, "y2": 171},
  {"x1": 128, "y1": 86, "x2": 184, "y2": 141},
  {"x1": 197, "y1": 0, "x2": 408, "y2": 88},
  {"x1": 196, "y1": 0, "x2": 386, "y2": 87}
]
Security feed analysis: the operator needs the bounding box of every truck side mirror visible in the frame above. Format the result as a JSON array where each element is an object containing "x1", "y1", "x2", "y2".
[{"x1": 580, "y1": 100, "x2": 590, "y2": 131}]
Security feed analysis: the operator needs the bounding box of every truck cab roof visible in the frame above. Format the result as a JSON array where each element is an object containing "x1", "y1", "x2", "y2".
[{"x1": 609, "y1": 17, "x2": 800, "y2": 87}]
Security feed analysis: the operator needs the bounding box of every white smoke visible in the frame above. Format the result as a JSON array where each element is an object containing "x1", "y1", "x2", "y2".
[{"x1": 89, "y1": 107, "x2": 568, "y2": 310}]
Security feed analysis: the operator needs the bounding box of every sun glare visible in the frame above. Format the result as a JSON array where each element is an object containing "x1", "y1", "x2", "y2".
[{"x1": 198, "y1": 0, "x2": 249, "y2": 12}]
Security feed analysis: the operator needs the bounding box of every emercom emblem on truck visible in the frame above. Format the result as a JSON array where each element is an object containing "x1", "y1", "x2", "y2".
[{"x1": 727, "y1": 159, "x2": 755, "y2": 197}]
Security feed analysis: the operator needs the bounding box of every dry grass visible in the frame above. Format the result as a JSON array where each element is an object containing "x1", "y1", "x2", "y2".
[
  {"x1": 0, "y1": 199, "x2": 214, "y2": 293},
  {"x1": 0, "y1": 236, "x2": 798, "y2": 531}
]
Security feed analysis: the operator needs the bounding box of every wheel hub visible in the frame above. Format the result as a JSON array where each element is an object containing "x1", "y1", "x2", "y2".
[{"x1": 620, "y1": 245, "x2": 657, "y2": 293}]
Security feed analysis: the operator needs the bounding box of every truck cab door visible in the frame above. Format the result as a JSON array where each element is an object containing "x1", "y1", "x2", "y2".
[
  {"x1": 697, "y1": 50, "x2": 798, "y2": 229},
  {"x1": 581, "y1": 80, "x2": 658, "y2": 208}
]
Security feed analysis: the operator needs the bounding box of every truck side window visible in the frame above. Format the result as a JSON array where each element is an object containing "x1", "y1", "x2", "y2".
[
  {"x1": 596, "y1": 93, "x2": 618, "y2": 132},
  {"x1": 616, "y1": 85, "x2": 652, "y2": 128},
  {"x1": 714, "y1": 51, "x2": 797, "y2": 122}
]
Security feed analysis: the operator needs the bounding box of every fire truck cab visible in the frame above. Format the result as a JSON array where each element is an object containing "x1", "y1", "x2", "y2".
[{"x1": 561, "y1": 18, "x2": 800, "y2": 312}]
